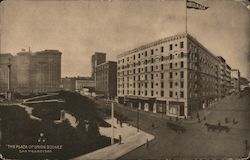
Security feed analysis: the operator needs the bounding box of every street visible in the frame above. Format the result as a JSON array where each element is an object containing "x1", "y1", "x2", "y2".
[{"x1": 95, "y1": 89, "x2": 250, "y2": 159}]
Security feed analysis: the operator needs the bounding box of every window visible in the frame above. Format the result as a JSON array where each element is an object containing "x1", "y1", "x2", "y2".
[
  {"x1": 156, "y1": 65, "x2": 158, "y2": 69},
  {"x1": 138, "y1": 91, "x2": 140, "y2": 95},
  {"x1": 151, "y1": 49, "x2": 154, "y2": 55},
  {"x1": 145, "y1": 90, "x2": 147, "y2": 96},
  {"x1": 151, "y1": 58, "x2": 154, "y2": 63},
  {"x1": 180, "y1": 91, "x2": 184, "y2": 98},
  {"x1": 180, "y1": 71, "x2": 184, "y2": 78},
  {"x1": 138, "y1": 83, "x2": 140, "y2": 88},
  {"x1": 181, "y1": 61, "x2": 184, "y2": 68},
  {"x1": 138, "y1": 68, "x2": 140, "y2": 73},
  {"x1": 175, "y1": 63, "x2": 178, "y2": 67},
  {"x1": 169, "y1": 91, "x2": 173, "y2": 97},
  {"x1": 151, "y1": 82, "x2": 154, "y2": 88},
  {"x1": 133, "y1": 55, "x2": 135, "y2": 60},
  {"x1": 138, "y1": 53, "x2": 140, "y2": 59},
  {"x1": 161, "y1": 56, "x2": 164, "y2": 61},
  {"x1": 133, "y1": 90, "x2": 135, "y2": 95},
  {"x1": 145, "y1": 74, "x2": 147, "y2": 80},
  {"x1": 169, "y1": 44, "x2": 173, "y2": 50},
  {"x1": 161, "y1": 64, "x2": 164, "y2": 70},
  {"x1": 161, "y1": 82, "x2": 164, "y2": 88},
  {"x1": 145, "y1": 83, "x2": 147, "y2": 88},
  {"x1": 127, "y1": 90, "x2": 129, "y2": 94},
  {"x1": 181, "y1": 81, "x2": 184, "y2": 88},
  {"x1": 138, "y1": 75, "x2": 140, "y2": 80},
  {"x1": 145, "y1": 51, "x2": 147, "y2": 56},
  {"x1": 161, "y1": 91, "x2": 164, "y2": 97},
  {"x1": 180, "y1": 41, "x2": 184, "y2": 48},
  {"x1": 161, "y1": 46, "x2": 164, "y2": 52},
  {"x1": 127, "y1": 57, "x2": 129, "y2": 61},
  {"x1": 170, "y1": 82, "x2": 173, "y2": 88},
  {"x1": 175, "y1": 82, "x2": 178, "y2": 86},
  {"x1": 169, "y1": 72, "x2": 173, "y2": 79},
  {"x1": 151, "y1": 66, "x2": 154, "y2": 71},
  {"x1": 145, "y1": 67, "x2": 147, "y2": 72},
  {"x1": 151, "y1": 74, "x2": 154, "y2": 80},
  {"x1": 161, "y1": 73, "x2": 164, "y2": 79},
  {"x1": 133, "y1": 76, "x2": 135, "y2": 81},
  {"x1": 133, "y1": 69, "x2": 136, "y2": 74},
  {"x1": 181, "y1": 52, "x2": 184, "y2": 58},
  {"x1": 151, "y1": 91, "x2": 154, "y2": 96},
  {"x1": 170, "y1": 63, "x2": 172, "y2": 69},
  {"x1": 156, "y1": 83, "x2": 158, "y2": 86},
  {"x1": 170, "y1": 54, "x2": 173, "y2": 60}
]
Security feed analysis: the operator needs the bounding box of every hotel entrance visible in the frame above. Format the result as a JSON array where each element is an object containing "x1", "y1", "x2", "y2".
[{"x1": 169, "y1": 101, "x2": 185, "y2": 117}]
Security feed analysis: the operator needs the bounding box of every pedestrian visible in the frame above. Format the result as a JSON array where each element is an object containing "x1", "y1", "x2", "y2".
[
  {"x1": 196, "y1": 112, "x2": 200, "y2": 119},
  {"x1": 146, "y1": 138, "x2": 149, "y2": 149},
  {"x1": 245, "y1": 139, "x2": 248, "y2": 150},
  {"x1": 119, "y1": 135, "x2": 122, "y2": 144},
  {"x1": 225, "y1": 117, "x2": 228, "y2": 123},
  {"x1": 120, "y1": 120, "x2": 123, "y2": 128},
  {"x1": 198, "y1": 118, "x2": 201, "y2": 123},
  {"x1": 233, "y1": 118, "x2": 237, "y2": 124},
  {"x1": 218, "y1": 121, "x2": 221, "y2": 127}
]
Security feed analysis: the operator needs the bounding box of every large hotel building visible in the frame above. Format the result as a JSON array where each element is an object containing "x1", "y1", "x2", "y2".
[{"x1": 117, "y1": 33, "x2": 232, "y2": 118}]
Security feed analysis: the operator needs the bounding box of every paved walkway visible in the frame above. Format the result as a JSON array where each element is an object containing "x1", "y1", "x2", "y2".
[{"x1": 72, "y1": 119, "x2": 154, "y2": 160}]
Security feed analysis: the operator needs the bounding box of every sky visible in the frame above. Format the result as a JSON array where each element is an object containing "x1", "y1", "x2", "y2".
[{"x1": 0, "y1": 0, "x2": 249, "y2": 78}]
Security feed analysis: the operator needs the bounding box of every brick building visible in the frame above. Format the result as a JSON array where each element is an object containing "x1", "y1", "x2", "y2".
[
  {"x1": 96, "y1": 61, "x2": 117, "y2": 99},
  {"x1": 91, "y1": 52, "x2": 106, "y2": 79}
]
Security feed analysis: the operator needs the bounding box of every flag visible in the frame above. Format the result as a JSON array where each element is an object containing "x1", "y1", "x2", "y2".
[{"x1": 187, "y1": 0, "x2": 209, "y2": 10}]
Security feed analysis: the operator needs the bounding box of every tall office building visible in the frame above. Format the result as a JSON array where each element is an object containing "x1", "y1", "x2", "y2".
[
  {"x1": 0, "y1": 50, "x2": 62, "y2": 94},
  {"x1": 117, "y1": 33, "x2": 228, "y2": 118},
  {"x1": 96, "y1": 61, "x2": 117, "y2": 99},
  {"x1": 0, "y1": 53, "x2": 15, "y2": 94},
  {"x1": 91, "y1": 52, "x2": 106, "y2": 79}
]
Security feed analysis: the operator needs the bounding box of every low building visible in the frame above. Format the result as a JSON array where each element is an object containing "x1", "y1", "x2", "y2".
[
  {"x1": 75, "y1": 77, "x2": 95, "y2": 92},
  {"x1": 96, "y1": 61, "x2": 117, "y2": 99},
  {"x1": 61, "y1": 77, "x2": 76, "y2": 91}
]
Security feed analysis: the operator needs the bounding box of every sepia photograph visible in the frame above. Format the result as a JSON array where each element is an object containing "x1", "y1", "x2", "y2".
[{"x1": 0, "y1": 0, "x2": 250, "y2": 159}]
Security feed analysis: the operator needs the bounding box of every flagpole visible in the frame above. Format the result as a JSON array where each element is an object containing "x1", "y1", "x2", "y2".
[{"x1": 185, "y1": 0, "x2": 187, "y2": 33}]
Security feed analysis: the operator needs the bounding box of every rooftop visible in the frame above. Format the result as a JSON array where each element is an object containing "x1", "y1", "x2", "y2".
[{"x1": 117, "y1": 32, "x2": 219, "y2": 61}]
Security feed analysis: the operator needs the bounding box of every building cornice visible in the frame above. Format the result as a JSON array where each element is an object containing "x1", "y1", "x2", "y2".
[{"x1": 117, "y1": 32, "x2": 188, "y2": 58}]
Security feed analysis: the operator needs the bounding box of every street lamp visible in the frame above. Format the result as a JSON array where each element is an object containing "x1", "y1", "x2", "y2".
[
  {"x1": 137, "y1": 107, "x2": 139, "y2": 132},
  {"x1": 107, "y1": 99, "x2": 115, "y2": 145}
]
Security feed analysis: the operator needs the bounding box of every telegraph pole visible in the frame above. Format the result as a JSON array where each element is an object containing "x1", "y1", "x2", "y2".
[
  {"x1": 111, "y1": 101, "x2": 114, "y2": 145},
  {"x1": 7, "y1": 58, "x2": 11, "y2": 101}
]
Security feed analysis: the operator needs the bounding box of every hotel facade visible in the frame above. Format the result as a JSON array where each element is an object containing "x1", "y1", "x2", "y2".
[{"x1": 117, "y1": 33, "x2": 230, "y2": 118}]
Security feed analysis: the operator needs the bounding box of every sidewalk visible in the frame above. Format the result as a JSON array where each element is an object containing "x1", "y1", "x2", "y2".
[{"x1": 72, "y1": 120, "x2": 154, "y2": 160}]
